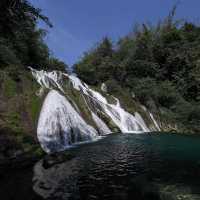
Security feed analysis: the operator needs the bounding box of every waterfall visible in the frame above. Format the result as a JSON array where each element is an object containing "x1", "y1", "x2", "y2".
[
  {"x1": 67, "y1": 75, "x2": 150, "y2": 133},
  {"x1": 30, "y1": 67, "x2": 65, "y2": 93},
  {"x1": 91, "y1": 112, "x2": 112, "y2": 135},
  {"x1": 30, "y1": 68, "x2": 161, "y2": 153},
  {"x1": 81, "y1": 91, "x2": 112, "y2": 135},
  {"x1": 149, "y1": 112, "x2": 161, "y2": 131},
  {"x1": 37, "y1": 90, "x2": 98, "y2": 153},
  {"x1": 141, "y1": 105, "x2": 161, "y2": 131}
]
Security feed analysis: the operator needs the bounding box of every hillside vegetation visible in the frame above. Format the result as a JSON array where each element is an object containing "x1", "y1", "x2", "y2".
[
  {"x1": 0, "y1": 0, "x2": 67, "y2": 71},
  {"x1": 74, "y1": 7, "x2": 200, "y2": 133},
  {"x1": 0, "y1": 0, "x2": 68, "y2": 161},
  {"x1": 0, "y1": 2, "x2": 200, "y2": 164}
]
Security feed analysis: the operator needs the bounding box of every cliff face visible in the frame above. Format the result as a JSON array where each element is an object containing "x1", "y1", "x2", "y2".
[{"x1": 0, "y1": 67, "x2": 169, "y2": 156}]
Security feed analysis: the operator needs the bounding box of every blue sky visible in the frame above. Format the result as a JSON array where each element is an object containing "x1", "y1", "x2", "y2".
[{"x1": 30, "y1": 0, "x2": 200, "y2": 66}]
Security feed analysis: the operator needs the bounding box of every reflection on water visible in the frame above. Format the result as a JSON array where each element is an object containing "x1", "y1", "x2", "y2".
[{"x1": 32, "y1": 133, "x2": 200, "y2": 200}]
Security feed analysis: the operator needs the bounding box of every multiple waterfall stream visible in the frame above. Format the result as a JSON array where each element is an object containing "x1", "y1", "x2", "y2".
[{"x1": 30, "y1": 68, "x2": 161, "y2": 153}]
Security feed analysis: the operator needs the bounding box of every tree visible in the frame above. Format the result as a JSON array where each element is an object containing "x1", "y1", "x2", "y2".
[
  {"x1": 0, "y1": 0, "x2": 67, "y2": 71},
  {"x1": 74, "y1": 7, "x2": 200, "y2": 132},
  {"x1": 75, "y1": 37, "x2": 114, "y2": 85},
  {"x1": 0, "y1": 0, "x2": 52, "y2": 38}
]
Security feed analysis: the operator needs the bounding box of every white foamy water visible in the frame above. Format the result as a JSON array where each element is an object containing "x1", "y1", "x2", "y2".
[
  {"x1": 67, "y1": 75, "x2": 150, "y2": 133},
  {"x1": 149, "y1": 112, "x2": 161, "y2": 131},
  {"x1": 30, "y1": 68, "x2": 162, "y2": 152},
  {"x1": 30, "y1": 67, "x2": 65, "y2": 93},
  {"x1": 91, "y1": 112, "x2": 112, "y2": 135},
  {"x1": 141, "y1": 105, "x2": 161, "y2": 131},
  {"x1": 37, "y1": 90, "x2": 97, "y2": 153}
]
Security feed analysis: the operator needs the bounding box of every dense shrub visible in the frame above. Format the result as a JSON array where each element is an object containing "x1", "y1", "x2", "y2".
[
  {"x1": 74, "y1": 6, "x2": 200, "y2": 132},
  {"x1": 0, "y1": 0, "x2": 68, "y2": 71}
]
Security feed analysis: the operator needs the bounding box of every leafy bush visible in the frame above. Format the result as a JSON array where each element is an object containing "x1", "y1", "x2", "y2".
[
  {"x1": 46, "y1": 57, "x2": 68, "y2": 71},
  {"x1": 74, "y1": 7, "x2": 200, "y2": 132},
  {"x1": 74, "y1": 37, "x2": 114, "y2": 85},
  {"x1": 0, "y1": 39, "x2": 21, "y2": 67},
  {"x1": 0, "y1": 0, "x2": 67, "y2": 71},
  {"x1": 105, "y1": 79, "x2": 121, "y2": 94}
]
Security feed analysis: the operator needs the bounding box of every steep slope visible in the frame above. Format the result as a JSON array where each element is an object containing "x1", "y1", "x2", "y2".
[
  {"x1": 30, "y1": 68, "x2": 161, "y2": 153},
  {"x1": 0, "y1": 66, "x2": 162, "y2": 157},
  {"x1": 0, "y1": 68, "x2": 45, "y2": 161}
]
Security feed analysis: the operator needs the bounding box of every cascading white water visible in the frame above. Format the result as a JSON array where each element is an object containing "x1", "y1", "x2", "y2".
[
  {"x1": 149, "y1": 112, "x2": 161, "y2": 131},
  {"x1": 67, "y1": 75, "x2": 150, "y2": 133},
  {"x1": 91, "y1": 112, "x2": 112, "y2": 135},
  {"x1": 141, "y1": 105, "x2": 161, "y2": 131},
  {"x1": 30, "y1": 68, "x2": 161, "y2": 152},
  {"x1": 30, "y1": 67, "x2": 65, "y2": 93},
  {"x1": 81, "y1": 91, "x2": 112, "y2": 135},
  {"x1": 37, "y1": 90, "x2": 98, "y2": 153}
]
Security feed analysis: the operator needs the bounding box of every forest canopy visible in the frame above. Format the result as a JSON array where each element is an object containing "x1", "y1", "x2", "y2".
[{"x1": 74, "y1": 7, "x2": 200, "y2": 132}]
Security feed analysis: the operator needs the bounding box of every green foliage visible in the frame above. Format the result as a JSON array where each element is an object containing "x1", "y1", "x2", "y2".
[
  {"x1": 30, "y1": 95, "x2": 42, "y2": 123},
  {"x1": 0, "y1": 39, "x2": 21, "y2": 67},
  {"x1": 74, "y1": 7, "x2": 200, "y2": 132},
  {"x1": 105, "y1": 79, "x2": 121, "y2": 94},
  {"x1": 0, "y1": 1, "x2": 69, "y2": 156},
  {"x1": 3, "y1": 76, "x2": 17, "y2": 98},
  {"x1": 0, "y1": 0, "x2": 67, "y2": 71},
  {"x1": 0, "y1": 0, "x2": 52, "y2": 37},
  {"x1": 74, "y1": 37, "x2": 114, "y2": 85},
  {"x1": 45, "y1": 57, "x2": 67, "y2": 71},
  {"x1": 7, "y1": 112, "x2": 22, "y2": 133}
]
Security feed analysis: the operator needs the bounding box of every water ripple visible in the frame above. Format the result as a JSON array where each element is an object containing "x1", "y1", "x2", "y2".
[{"x1": 33, "y1": 133, "x2": 200, "y2": 200}]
